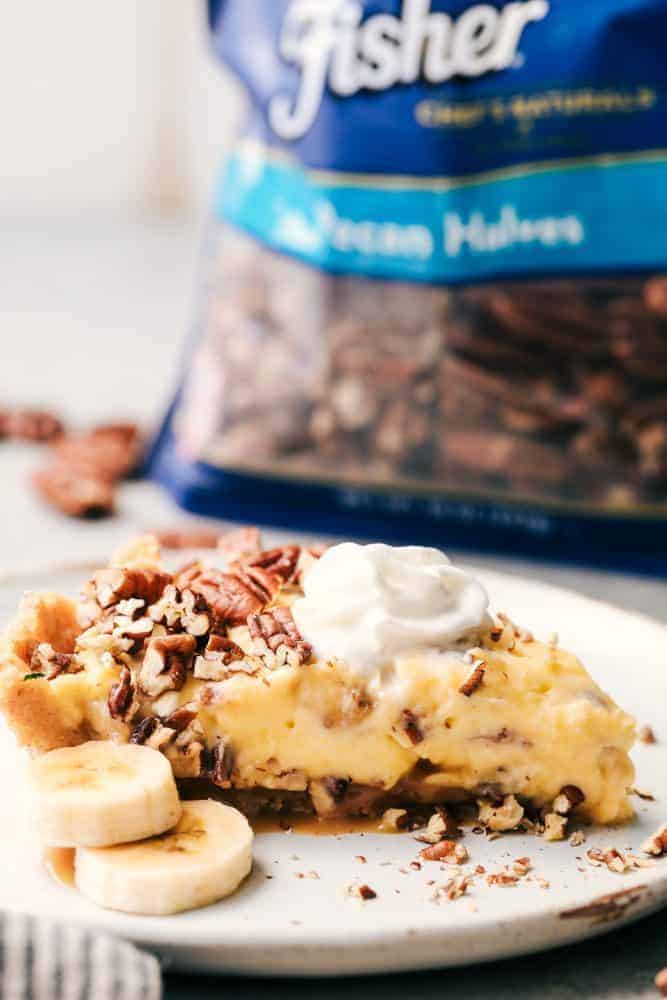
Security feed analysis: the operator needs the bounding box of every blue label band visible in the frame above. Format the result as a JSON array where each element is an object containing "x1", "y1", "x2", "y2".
[{"x1": 218, "y1": 144, "x2": 667, "y2": 283}]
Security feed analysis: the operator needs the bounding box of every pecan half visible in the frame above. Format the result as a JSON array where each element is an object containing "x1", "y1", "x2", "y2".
[
  {"x1": 186, "y1": 568, "x2": 265, "y2": 628},
  {"x1": 240, "y1": 546, "x2": 301, "y2": 586},
  {"x1": 29, "y1": 643, "x2": 82, "y2": 680},
  {"x1": 6, "y1": 409, "x2": 64, "y2": 442},
  {"x1": 107, "y1": 666, "x2": 138, "y2": 721},
  {"x1": 154, "y1": 527, "x2": 220, "y2": 550},
  {"x1": 33, "y1": 463, "x2": 115, "y2": 519},
  {"x1": 193, "y1": 634, "x2": 249, "y2": 681},
  {"x1": 247, "y1": 606, "x2": 312, "y2": 667},
  {"x1": 53, "y1": 423, "x2": 142, "y2": 482},
  {"x1": 93, "y1": 568, "x2": 171, "y2": 610},
  {"x1": 138, "y1": 634, "x2": 195, "y2": 697}
]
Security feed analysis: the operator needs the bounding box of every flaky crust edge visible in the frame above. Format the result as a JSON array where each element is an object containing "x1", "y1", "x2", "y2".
[{"x1": 0, "y1": 591, "x2": 88, "y2": 753}]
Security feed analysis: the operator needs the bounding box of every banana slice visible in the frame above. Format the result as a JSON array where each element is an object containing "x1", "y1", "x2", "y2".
[
  {"x1": 27, "y1": 741, "x2": 181, "y2": 848},
  {"x1": 75, "y1": 799, "x2": 253, "y2": 915}
]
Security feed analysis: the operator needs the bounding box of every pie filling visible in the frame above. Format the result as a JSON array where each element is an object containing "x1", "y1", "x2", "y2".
[{"x1": 0, "y1": 534, "x2": 635, "y2": 828}]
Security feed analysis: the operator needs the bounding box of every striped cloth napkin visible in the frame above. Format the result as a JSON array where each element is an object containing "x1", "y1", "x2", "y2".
[{"x1": 0, "y1": 913, "x2": 161, "y2": 1000}]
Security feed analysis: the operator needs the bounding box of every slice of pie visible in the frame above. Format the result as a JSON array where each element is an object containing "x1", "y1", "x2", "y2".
[{"x1": 0, "y1": 534, "x2": 635, "y2": 829}]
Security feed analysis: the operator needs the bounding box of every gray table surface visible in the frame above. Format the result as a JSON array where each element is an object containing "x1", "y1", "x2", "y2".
[{"x1": 2, "y1": 220, "x2": 666, "y2": 998}]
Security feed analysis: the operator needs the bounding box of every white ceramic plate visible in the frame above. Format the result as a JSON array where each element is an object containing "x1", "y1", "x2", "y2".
[{"x1": 0, "y1": 560, "x2": 665, "y2": 977}]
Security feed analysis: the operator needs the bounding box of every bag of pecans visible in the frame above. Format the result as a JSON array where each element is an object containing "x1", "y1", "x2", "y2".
[{"x1": 150, "y1": 0, "x2": 667, "y2": 571}]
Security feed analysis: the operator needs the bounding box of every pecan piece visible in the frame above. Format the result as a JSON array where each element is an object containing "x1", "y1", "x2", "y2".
[
  {"x1": 6, "y1": 409, "x2": 64, "y2": 442},
  {"x1": 53, "y1": 424, "x2": 142, "y2": 482},
  {"x1": 309, "y1": 776, "x2": 350, "y2": 817},
  {"x1": 154, "y1": 527, "x2": 220, "y2": 550},
  {"x1": 247, "y1": 606, "x2": 312, "y2": 667},
  {"x1": 420, "y1": 840, "x2": 468, "y2": 864},
  {"x1": 202, "y1": 740, "x2": 235, "y2": 788},
  {"x1": 217, "y1": 526, "x2": 262, "y2": 562},
  {"x1": 148, "y1": 585, "x2": 210, "y2": 637},
  {"x1": 130, "y1": 716, "x2": 159, "y2": 745},
  {"x1": 187, "y1": 568, "x2": 265, "y2": 628},
  {"x1": 107, "y1": 666, "x2": 138, "y2": 721},
  {"x1": 459, "y1": 658, "x2": 485, "y2": 696},
  {"x1": 193, "y1": 634, "x2": 248, "y2": 681},
  {"x1": 240, "y1": 546, "x2": 301, "y2": 586},
  {"x1": 398, "y1": 709, "x2": 424, "y2": 745},
  {"x1": 164, "y1": 703, "x2": 199, "y2": 732},
  {"x1": 478, "y1": 795, "x2": 524, "y2": 832},
  {"x1": 93, "y1": 568, "x2": 171, "y2": 610},
  {"x1": 33, "y1": 463, "x2": 115, "y2": 519},
  {"x1": 29, "y1": 643, "x2": 82, "y2": 680},
  {"x1": 552, "y1": 785, "x2": 585, "y2": 815},
  {"x1": 138, "y1": 634, "x2": 195, "y2": 697},
  {"x1": 543, "y1": 813, "x2": 568, "y2": 841},
  {"x1": 641, "y1": 823, "x2": 667, "y2": 857}
]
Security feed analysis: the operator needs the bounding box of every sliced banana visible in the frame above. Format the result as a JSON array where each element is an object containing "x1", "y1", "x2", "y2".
[
  {"x1": 27, "y1": 741, "x2": 181, "y2": 848},
  {"x1": 75, "y1": 799, "x2": 253, "y2": 915}
]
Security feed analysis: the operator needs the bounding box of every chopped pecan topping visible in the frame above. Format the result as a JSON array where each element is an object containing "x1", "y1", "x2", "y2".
[
  {"x1": 107, "y1": 666, "x2": 138, "y2": 721},
  {"x1": 166, "y1": 736, "x2": 204, "y2": 779},
  {"x1": 478, "y1": 794, "x2": 524, "y2": 832},
  {"x1": 138, "y1": 634, "x2": 195, "y2": 697},
  {"x1": 193, "y1": 634, "x2": 251, "y2": 681},
  {"x1": 164, "y1": 703, "x2": 198, "y2": 732},
  {"x1": 552, "y1": 785, "x2": 585, "y2": 815},
  {"x1": 542, "y1": 813, "x2": 568, "y2": 841},
  {"x1": 186, "y1": 568, "x2": 265, "y2": 628},
  {"x1": 420, "y1": 840, "x2": 468, "y2": 864},
  {"x1": 111, "y1": 608, "x2": 154, "y2": 653},
  {"x1": 641, "y1": 823, "x2": 667, "y2": 857},
  {"x1": 202, "y1": 740, "x2": 235, "y2": 788},
  {"x1": 247, "y1": 606, "x2": 312, "y2": 667},
  {"x1": 148, "y1": 584, "x2": 210, "y2": 637},
  {"x1": 398, "y1": 709, "x2": 424, "y2": 745},
  {"x1": 29, "y1": 643, "x2": 82, "y2": 680},
  {"x1": 459, "y1": 658, "x2": 485, "y2": 696},
  {"x1": 92, "y1": 568, "x2": 171, "y2": 610},
  {"x1": 129, "y1": 716, "x2": 160, "y2": 745}
]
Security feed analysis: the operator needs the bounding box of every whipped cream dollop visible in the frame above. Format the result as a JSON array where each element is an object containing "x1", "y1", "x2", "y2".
[{"x1": 292, "y1": 542, "x2": 490, "y2": 675}]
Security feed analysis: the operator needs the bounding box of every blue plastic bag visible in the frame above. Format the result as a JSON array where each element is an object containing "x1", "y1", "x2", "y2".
[{"x1": 151, "y1": 0, "x2": 667, "y2": 572}]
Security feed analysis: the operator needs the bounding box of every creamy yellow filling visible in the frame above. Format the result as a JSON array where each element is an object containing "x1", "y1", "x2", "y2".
[{"x1": 57, "y1": 626, "x2": 635, "y2": 824}]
